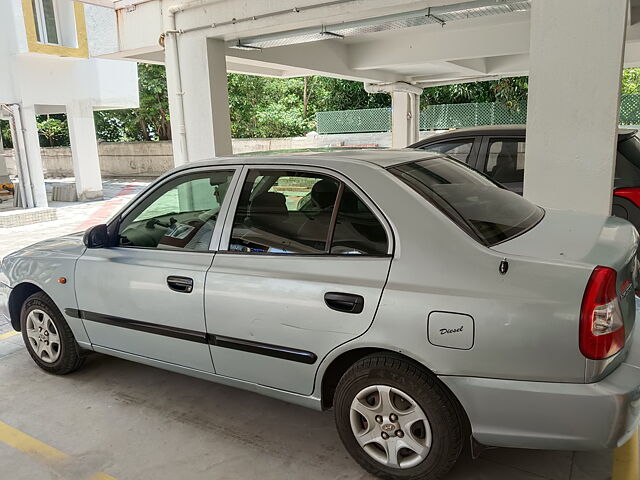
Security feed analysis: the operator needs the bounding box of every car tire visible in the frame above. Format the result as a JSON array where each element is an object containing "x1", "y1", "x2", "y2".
[
  {"x1": 20, "y1": 292, "x2": 85, "y2": 375},
  {"x1": 334, "y1": 354, "x2": 463, "y2": 480}
]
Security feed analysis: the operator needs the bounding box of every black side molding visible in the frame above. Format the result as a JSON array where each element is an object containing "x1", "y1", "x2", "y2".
[
  {"x1": 66, "y1": 308, "x2": 207, "y2": 344},
  {"x1": 208, "y1": 334, "x2": 317, "y2": 365},
  {"x1": 66, "y1": 308, "x2": 317, "y2": 364}
]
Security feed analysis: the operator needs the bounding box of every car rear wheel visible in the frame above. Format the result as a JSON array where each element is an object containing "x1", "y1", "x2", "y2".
[
  {"x1": 334, "y1": 354, "x2": 463, "y2": 480},
  {"x1": 20, "y1": 292, "x2": 85, "y2": 374}
]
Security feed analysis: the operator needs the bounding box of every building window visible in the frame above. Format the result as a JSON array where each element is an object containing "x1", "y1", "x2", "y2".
[
  {"x1": 32, "y1": 0, "x2": 60, "y2": 45},
  {"x1": 30, "y1": 0, "x2": 79, "y2": 48}
]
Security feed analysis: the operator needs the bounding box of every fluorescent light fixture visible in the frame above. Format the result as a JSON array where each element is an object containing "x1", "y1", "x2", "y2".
[
  {"x1": 230, "y1": 41, "x2": 262, "y2": 51},
  {"x1": 319, "y1": 31, "x2": 344, "y2": 39},
  {"x1": 226, "y1": 0, "x2": 531, "y2": 50}
]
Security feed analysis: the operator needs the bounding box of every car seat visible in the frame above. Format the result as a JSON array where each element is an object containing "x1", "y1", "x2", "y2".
[{"x1": 246, "y1": 191, "x2": 289, "y2": 235}]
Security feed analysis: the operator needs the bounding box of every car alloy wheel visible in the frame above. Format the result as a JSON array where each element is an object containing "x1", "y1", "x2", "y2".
[
  {"x1": 20, "y1": 292, "x2": 85, "y2": 375},
  {"x1": 334, "y1": 354, "x2": 464, "y2": 479},
  {"x1": 349, "y1": 384, "x2": 432, "y2": 469},
  {"x1": 25, "y1": 309, "x2": 61, "y2": 363}
]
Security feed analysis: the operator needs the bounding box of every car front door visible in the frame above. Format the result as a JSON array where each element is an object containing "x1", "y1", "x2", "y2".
[
  {"x1": 74, "y1": 167, "x2": 240, "y2": 372},
  {"x1": 204, "y1": 165, "x2": 393, "y2": 395}
]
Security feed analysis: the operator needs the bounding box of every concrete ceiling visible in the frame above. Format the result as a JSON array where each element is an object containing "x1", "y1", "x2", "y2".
[{"x1": 100, "y1": 0, "x2": 640, "y2": 86}]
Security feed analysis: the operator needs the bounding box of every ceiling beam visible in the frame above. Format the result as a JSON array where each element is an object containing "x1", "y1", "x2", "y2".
[
  {"x1": 624, "y1": 40, "x2": 640, "y2": 67},
  {"x1": 226, "y1": 41, "x2": 408, "y2": 83},
  {"x1": 226, "y1": 62, "x2": 288, "y2": 77},
  {"x1": 443, "y1": 58, "x2": 488, "y2": 75},
  {"x1": 348, "y1": 18, "x2": 530, "y2": 71}
]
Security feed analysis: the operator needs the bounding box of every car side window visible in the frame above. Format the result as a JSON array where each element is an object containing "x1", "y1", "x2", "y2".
[
  {"x1": 229, "y1": 170, "x2": 339, "y2": 254},
  {"x1": 330, "y1": 186, "x2": 388, "y2": 255},
  {"x1": 118, "y1": 170, "x2": 235, "y2": 251},
  {"x1": 615, "y1": 136, "x2": 640, "y2": 188},
  {"x1": 228, "y1": 169, "x2": 389, "y2": 255},
  {"x1": 420, "y1": 140, "x2": 474, "y2": 163},
  {"x1": 483, "y1": 139, "x2": 526, "y2": 184}
]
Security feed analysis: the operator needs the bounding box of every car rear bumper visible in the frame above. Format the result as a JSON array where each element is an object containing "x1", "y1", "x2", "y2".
[{"x1": 440, "y1": 358, "x2": 640, "y2": 450}]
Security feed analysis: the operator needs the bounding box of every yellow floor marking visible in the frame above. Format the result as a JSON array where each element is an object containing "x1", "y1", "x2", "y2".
[
  {"x1": 0, "y1": 421, "x2": 67, "y2": 463},
  {"x1": 89, "y1": 473, "x2": 119, "y2": 480},
  {"x1": 612, "y1": 428, "x2": 639, "y2": 480},
  {"x1": 0, "y1": 331, "x2": 19, "y2": 340},
  {"x1": 0, "y1": 421, "x2": 119, "y2": 480}
]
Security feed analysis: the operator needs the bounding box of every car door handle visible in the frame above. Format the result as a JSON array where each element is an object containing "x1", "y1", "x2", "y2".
[
  {"x1": 167, "y1": 276, "x2": 194, "y2": 293},
  {"x1": 324, "y1": 292, "x2": 364, "y2": 314}
]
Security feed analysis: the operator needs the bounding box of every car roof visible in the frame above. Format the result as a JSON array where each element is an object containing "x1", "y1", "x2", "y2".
[
  {"x1": 171, "y1": 149, "x2": 441, "y2": 173},
  {"x1": 412, "y1": 124, "x2": 638, "y2": 144}
]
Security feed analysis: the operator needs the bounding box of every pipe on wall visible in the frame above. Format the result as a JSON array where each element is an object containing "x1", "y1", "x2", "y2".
[{"x1": 2, "y1": 104, "x2": 35, "y2": 208}]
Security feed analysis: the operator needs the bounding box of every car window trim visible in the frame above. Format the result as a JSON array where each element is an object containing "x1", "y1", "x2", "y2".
[
  {"x1": 325, "y1": 182, "x2": 344, "y2": 253},
  {"x1": 219, "y1": 164, "x2": 394, "y2": 257},
  {"x1": 108, "y1": 166, "x2": 242, "y2": 253}
]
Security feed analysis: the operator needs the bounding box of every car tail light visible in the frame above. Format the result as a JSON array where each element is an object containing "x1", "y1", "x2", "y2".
[
  {"x1": 614, "y1": 187, "x2": 640, "y2": 207},
  {"x1": 579, "y1": 266, "x2": 625, "y2": 360}
]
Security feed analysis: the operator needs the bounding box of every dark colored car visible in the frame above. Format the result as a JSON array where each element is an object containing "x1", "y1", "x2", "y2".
[{"x1": 409, "y1": 125, "x2": 640, "y2": 231}]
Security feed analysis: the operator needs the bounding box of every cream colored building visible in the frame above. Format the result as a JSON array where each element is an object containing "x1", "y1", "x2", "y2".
[{"x1": 0, "y1": 0, "x2": 139, "y2": 206}]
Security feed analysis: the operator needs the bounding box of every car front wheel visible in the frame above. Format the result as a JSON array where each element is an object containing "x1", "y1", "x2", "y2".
[
  {"x1": 334, "y1": 354, "x2": 463, "y2": 480},
  {"x1": 20, "y1": 291, "x2": 85, "y2": 375}
]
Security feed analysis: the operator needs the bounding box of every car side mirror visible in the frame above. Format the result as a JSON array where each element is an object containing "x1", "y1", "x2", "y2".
[{"x1": 83, "y1": 224, "x2": 109, "y2": 248}]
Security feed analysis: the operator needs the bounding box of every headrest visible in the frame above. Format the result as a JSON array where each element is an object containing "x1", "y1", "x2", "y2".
[
  {"x1": 495, "y1": 152, "x2": 516, "y2": 168},
  {"x1": 249, "y1": 192, "x2": 288, "y2": 217},
  {"x1": 310, "y1": 179, "x2": 338, "y2": 209}
]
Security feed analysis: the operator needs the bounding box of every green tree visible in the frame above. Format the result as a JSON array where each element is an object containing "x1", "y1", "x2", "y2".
[
  {"x1": 37, "y1": 115, "x2": 69, "y2": 147},
  {"x1": 0, "y1": 120, "x2": 12, "y2": 149},
  {"x1": 421, "y1": 77, "x2": 528, "y2": 109},
  {"x1": 136, "y1": 63, "x2": 171, "y2": 140},
  {"x1": 226, "y1": 74, "x2": 391, "y2": 137},
  {"x1": 94, "y1": 64, "x2": 170, "y2": 142},
  {"x1": 622, "y1": 68, "x2": 640, "y2": 95}
]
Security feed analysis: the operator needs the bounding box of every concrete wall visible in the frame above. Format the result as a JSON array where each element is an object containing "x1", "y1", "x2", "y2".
[
  {"x1": 1, "y1": 131, "x2": 439, "y2": 178},
  {"x1": 85, "y1": 4, "x2": 119, "y2": 57}
]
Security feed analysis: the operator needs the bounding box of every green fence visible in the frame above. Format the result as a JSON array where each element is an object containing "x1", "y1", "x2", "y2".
[
  {"x1": 420, "y1": 102, "x2": 527, "y2": 130},
  {"x1": 620, "y1": 95, "x2": 640, "y2": 125},
  {"x1": 316, "y1": 95, "x2": 640, "y2": 134},
  {"x1": 315, "y1": 108, "x2": 391, "y2": 134}
]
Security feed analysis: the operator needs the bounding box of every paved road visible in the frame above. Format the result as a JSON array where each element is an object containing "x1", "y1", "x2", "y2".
[{"x1": 0, "y1": 178, "x2": 149, "y2": 259}]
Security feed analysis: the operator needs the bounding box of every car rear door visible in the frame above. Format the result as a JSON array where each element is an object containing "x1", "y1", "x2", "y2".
[
  {"x1": 204, "y1": 165, "x2": 393, "y2": 395},
  {"x1": 477, "y1": 136, "x2": 526, "y2": 194},
  {"x1": 74, "y1": 166, "x2": 241, "y2": 372}
]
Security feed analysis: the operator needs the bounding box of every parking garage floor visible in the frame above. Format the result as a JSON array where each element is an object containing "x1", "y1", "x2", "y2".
[{"x1": 0, "y1": 178, "x2": 625, "y2": 480}]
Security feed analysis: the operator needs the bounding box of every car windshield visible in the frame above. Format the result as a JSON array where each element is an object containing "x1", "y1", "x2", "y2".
[{"x1": 389, "y1": 157, "x2": 544, "y2": 246}]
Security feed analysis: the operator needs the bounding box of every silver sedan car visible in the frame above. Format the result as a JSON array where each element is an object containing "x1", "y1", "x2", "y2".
[{"x1": 1, "y1": 150, "x2": 640, "y2": 479}]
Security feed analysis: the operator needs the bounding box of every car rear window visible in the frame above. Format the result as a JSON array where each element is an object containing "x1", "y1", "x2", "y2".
[
  {"x1": 389, "y1": 157, "x2": 544, "y2": 246},
  {"x1": 616, "y1": 135, "x2": 640, "y2": 188}
]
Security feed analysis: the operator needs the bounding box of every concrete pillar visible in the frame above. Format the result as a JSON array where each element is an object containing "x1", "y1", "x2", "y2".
[
  {"x1": 20, "y1": 105, "x2": 48, "y2": 208},
  {"x1": 524, "y1": 0, "x2": 628, "y2": 215},
  {"x1": 166, "y1": 34, "x2": 233, "y2": 166},
  {"x1": 391, "y1": 91, "x2": 420, "y2": 148},
  {"x1": 66, "y1": 101, "x2": 103, "y2": 201}
]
